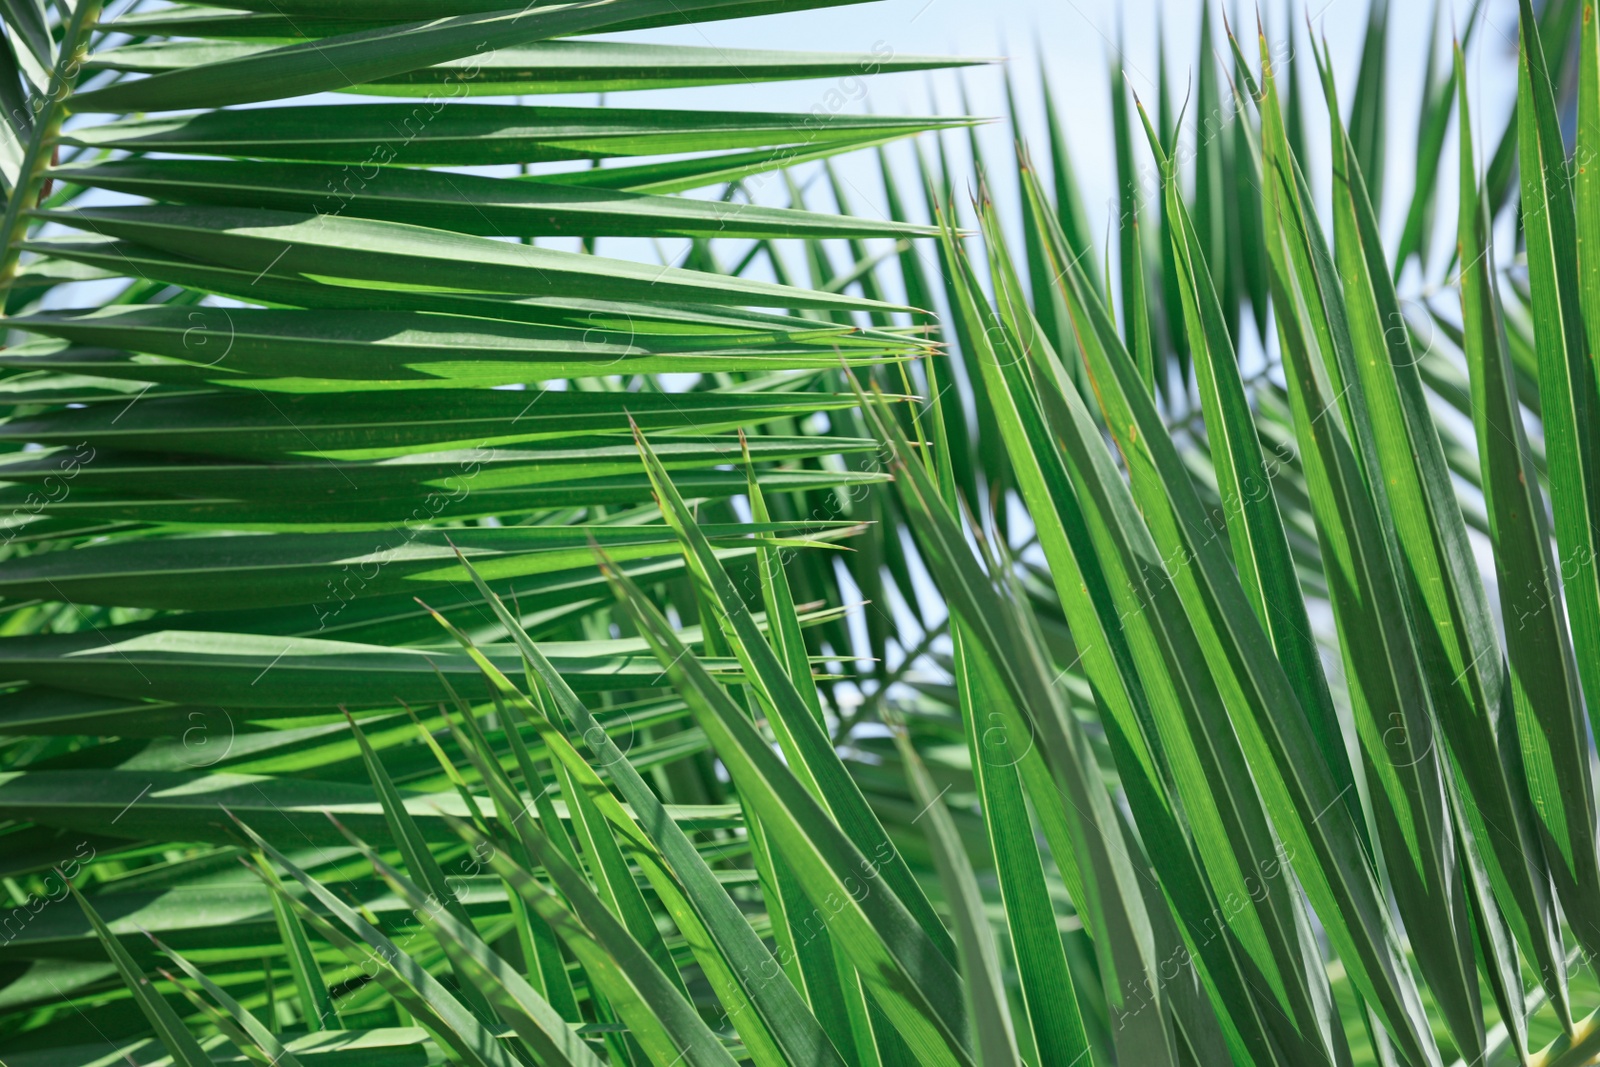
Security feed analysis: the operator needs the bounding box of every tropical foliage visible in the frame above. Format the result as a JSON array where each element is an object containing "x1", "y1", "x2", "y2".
[{"x1": 1, "y1": 2, "x2": 1599, "y2": 1067}]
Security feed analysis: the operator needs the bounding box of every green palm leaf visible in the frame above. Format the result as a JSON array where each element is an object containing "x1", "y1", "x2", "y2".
[{"x1": 9, "y1": 5, "x2": 1600, "y2": 1067}]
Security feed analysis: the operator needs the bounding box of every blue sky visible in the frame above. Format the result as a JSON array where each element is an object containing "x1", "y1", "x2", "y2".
[
  {"x1": 603, "y1": 0, "x2": 1524, "y2": 286},
  {"x1": 599, "y1": 0, "x2": 1528, "y2": 658}
]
